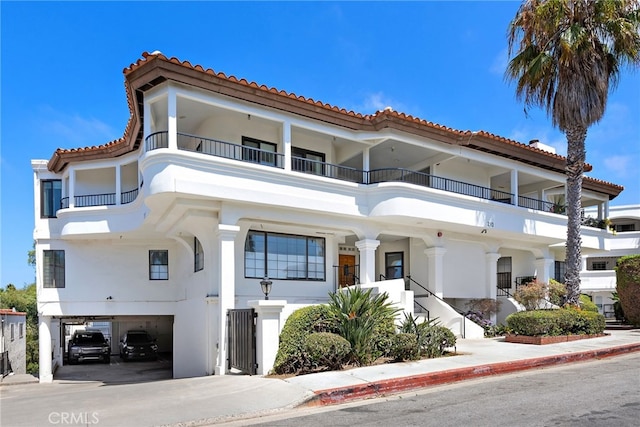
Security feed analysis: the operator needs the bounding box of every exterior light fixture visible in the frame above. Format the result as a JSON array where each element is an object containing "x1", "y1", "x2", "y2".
[{"x1": 260, "y1": 277, "x2": 272, "y2": 300}]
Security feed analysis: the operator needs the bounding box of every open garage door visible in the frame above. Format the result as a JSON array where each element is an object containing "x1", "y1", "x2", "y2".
[{"x1": 57, "y1": 315, "x2": 173, "y2": 384}]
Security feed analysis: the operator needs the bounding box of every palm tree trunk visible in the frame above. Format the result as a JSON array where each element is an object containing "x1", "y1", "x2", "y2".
[{"x1": 564, "y1": 125, "x2": 587, "y2": 306}]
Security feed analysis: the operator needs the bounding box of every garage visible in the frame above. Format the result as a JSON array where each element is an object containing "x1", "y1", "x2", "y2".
[{"x1": 56, "y1": 315, "x2": 173, "y2": 383}]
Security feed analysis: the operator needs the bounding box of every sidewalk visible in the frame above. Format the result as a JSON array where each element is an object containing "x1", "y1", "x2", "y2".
[{"x1": 1, "y1": 328, "x2": 639, "y2": 427}]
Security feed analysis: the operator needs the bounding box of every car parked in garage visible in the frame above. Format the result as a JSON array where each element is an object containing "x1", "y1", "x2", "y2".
[
  {"x1": 119, "y1": 330, "x2": 158, "y2": 361},
  {"x1": 67, "y1": 330, "x2": 111, "y2": 364}
]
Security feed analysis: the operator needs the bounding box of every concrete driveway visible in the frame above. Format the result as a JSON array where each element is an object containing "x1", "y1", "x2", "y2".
[{"x1": 55, "y1": 354, "x2": 172, "y2": 384}]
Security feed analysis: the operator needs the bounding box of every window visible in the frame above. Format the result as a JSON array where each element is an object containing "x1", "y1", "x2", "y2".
[
  {"x1": 554, "y1": 261, "x2": 566, "y2": 283},
  {"x1": 19, "y1": 323, "x2": 24, "y2": 339},
  {"x1": 292, "y1": 147, "x2": 325, "y2": 176},
  {"x1": 10, "y1": 324, "x2": 15, "y2": 341},
  {"x1": 149, "y1": 250, "x2": 168, "y2": 280},
  {"x1": 591, "y1": 261, "x2": 607, "y2": 271},
  {"x1": 242, "y1": 136, "x2": 278, "y2": 166},
  {"x1": 385, "y1": 252, "x2": 404, "y2": 279},
  {"x1": 43, "y1": 250, "x2": 65, "y2": 288},
  {"x1": 615, "y1": 223, "x2": 636, "y2": 232},
  {"x1": 244, "y1": 231, "x2": 325, "y2": 280},
  {"x1": 194, "y1": 237, "x2": 204, "y2": 272},
  {"x1": 41, "y1": 180, "x2": 62, "y2": 218},
  {"x1": 497, "y1": 256, "x2": 512, "y2": 289}
]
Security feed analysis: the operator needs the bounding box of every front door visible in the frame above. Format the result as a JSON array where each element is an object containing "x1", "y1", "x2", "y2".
[{"x1": 338, "y1": 254, "x2": 356, "y2": 288}]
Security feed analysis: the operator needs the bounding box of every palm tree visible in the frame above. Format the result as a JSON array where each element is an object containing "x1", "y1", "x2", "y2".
[{"x1": 506, "y1": 0, "x2": 640, "y2": 305}]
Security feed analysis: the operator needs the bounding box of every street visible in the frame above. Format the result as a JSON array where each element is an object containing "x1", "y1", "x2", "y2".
[{"x1": 233, "y1": 352, "x2": 640, "y2": 427}]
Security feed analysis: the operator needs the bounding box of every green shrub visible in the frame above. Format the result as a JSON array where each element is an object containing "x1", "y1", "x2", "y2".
[
  {"x1": 547, "y1": 279, "x2": 567, "y2": 306},
  {"x1": 616, "y1": 255, "x2": 640, "y2": 326},
  {"x1": 272, "y1": 304, "x2": 334, "y2": 374},
  {"x1": 327, "y1": 287, "x2": 400, "y2": 366},
  {"x1": 304, "y1": 332, "x2": 351, "y2": 371},
  {"x1": 390, "y1": 333, "x2": 420, "y2": 361},
  {"x1": 579, "y1": 294, "x2": 599, "y2": 313},
  {"x1": 513, "y1": 281, "x2": 546, "y2": 310},
  {"x1": 371, "y1": 317, "x2": 398, "y2": 359},
  {"x1": 423, "y1": 325, "x2": 457, "y2": 357},
  {"x1": 506, "y1": 308, "x2": 605, "y2": 336}
]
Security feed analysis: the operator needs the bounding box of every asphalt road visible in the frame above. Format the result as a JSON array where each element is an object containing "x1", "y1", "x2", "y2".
[{"x1": 235, "y1": 352, "x2": 640, "y2": 427}]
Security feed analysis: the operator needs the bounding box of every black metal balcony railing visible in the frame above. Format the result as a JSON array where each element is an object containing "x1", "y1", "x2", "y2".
[
  {"x1": 292, "y1": 157, "x2": 365, "y2": 183},
  {"x1": 177, "y1": 132, "x2": 285, "y2": 168},
  {"x1": 62, "y1": 130, "x2": 572, "y2": 217},
  {"x1": 60, "y1": 189, "x2": 138, "y2": 209}
]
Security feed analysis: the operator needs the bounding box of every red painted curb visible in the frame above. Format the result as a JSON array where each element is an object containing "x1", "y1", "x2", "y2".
[{"x1": 304, "y1": 342, "x2": 640, "y2": 407}]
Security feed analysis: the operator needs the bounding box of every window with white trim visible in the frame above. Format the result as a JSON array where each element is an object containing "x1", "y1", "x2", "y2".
[
  {"x1": 244, "y1": 231, "x2": 325, "y2": 280},
  {"x1": 149, "y1": 250, "x2": 169, "y2": 280},
  {"x1": 41, "y1": 179, "x2": 62, "y2": 218}
]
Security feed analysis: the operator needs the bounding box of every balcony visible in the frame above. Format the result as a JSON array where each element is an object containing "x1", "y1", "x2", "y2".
[
  {"x1": 144, "y1": 131, "x2": 564, "y2": 214},
  {"x1": 60, "y1": 188, "x2": 139, "y2": 209}
]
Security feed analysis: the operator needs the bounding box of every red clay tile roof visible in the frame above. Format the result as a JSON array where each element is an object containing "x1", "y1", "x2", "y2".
[{"x1": 47, "y1": 52, "x2": 623, "y2": 197}]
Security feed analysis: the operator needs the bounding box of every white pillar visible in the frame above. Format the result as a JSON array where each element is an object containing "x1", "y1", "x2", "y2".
[
  {"x1": 510, "y1": 169, "x2": 518, "y2": 205},
  {"x1": 283, "y1": 121, "x2": 291, "y2": 171},
  {"x1": 143, "y1": 98, "x2": 152, "y2": 147},
  {"x1": 248, "y1": 299, "x2": 286, "y2": 375},
  {"x1": 68, "y1": 169, "x2": 75, "y2": 208},
  {"x1": 355, "y1": 239, "x2": 380, "y2": 284},
  {"x1": 38, "y1": 315, "x2": 53, "y2": 383},
  {"x1": 425, "y1": 247, "x2": 447, "y2": 298},
  {"x1": 215, "y1": 224, "x2": 240, "y2": 375},
  {"x1": 115, "y1": 165, "x2": 121, "y2": 206},
  {"x1": 363, "y1": 147, "x2": 370, "y2": 183},
  {"x1": 486, "y1": 252, "x2": 501, "y2": 324},
  {"x1": 534, "y1": 258, "x2": 555, "y2": 284},
  {"x1": 168, "y1": 86, "x2": 178, "y2": 150}
]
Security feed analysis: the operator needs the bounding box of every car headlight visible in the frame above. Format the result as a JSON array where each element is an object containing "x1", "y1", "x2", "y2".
[
  {"x1": 126, "y1": 346, "x2": 134, "y2": 351},
  {"x1": 151, "y1": 344, "x2": 158, "y2": 351}
]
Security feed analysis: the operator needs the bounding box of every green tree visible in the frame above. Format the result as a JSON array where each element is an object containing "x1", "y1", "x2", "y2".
[{"x1": 506, "y1": 0, "x2": 640, "y2": 305}]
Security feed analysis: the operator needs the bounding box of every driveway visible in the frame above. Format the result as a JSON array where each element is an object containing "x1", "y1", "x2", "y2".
[{"x1": 55, "y1": 354, "x2": 172, "y2": 384}]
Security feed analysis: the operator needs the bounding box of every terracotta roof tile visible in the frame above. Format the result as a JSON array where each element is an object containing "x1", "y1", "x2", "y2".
[{"x1": 49, "y1": 52, "x2": 617, "y2": 195}]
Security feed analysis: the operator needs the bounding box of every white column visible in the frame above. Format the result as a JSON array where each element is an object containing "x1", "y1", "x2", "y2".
[
  {"x1": 143, "y1": 98, "x2": 151, "y2": 152},
  {"x1": 604, "y1": 201, "x2": 610, "y2": 221},
  {"x1": 248, "y1": 300, "x2": 286, "y2": 375},
  {"x1": 38, "y1": 315, "x2": 53, "y2": 383},
  {"x1": 425, "y1": 247, "x2": 447, "y2": 298},
  {"x1": 355, "y1": 239, "x2": 380, "y2": 285},
  {"x1": 534, "y1": 258, "x2": 555, "y2": 284},
  {"x1": 68, "y1": 169, "x2": 76, "y2": 208},
  {"x1": 115, "y1": 165, "x2": 121, "y2": 206},
  {"x1": 581, "y1": 255, "x2": 588, "y2": 272},
  {"x1": 510, "y1": 169, "x2": 518, "y2": 205},
  {"x1": 283, "y1": 120, "x2": 291, "y2": 171},
  {"x1": 486, "y1": 252, "x2": 501, "y2": 325},
  {"x1": 363, "y1": 147, "x2": 370, "y2": 183},
  {"x1": 168, "y1": 86, "x2": 178, "y2": 151},
  {"x1": 215, "y1": 224, "x2": 240, "y2": 375}
]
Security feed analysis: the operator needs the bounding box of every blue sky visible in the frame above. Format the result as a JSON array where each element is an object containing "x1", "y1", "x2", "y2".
[{"x1": 1, "y1": 1, "x2": 639, "y2": 288}]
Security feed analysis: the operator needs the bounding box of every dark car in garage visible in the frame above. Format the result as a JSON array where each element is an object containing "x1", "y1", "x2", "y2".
[
  {"x1": 67, "y1": 330, "x2": 111, "y2": 364},
  {"x1": 119, "y1": 330, "x2": 158, "y2": 361}
]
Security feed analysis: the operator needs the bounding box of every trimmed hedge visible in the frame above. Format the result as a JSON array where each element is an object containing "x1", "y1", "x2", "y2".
[
  {"x1": 390, "y1": 333, "x2": 420, "y2": 361},
  {"x1": 272, "y1": 304, "x2": 335, "y2": 374},
  {"x1": 304, "y1": 332, "x2": 351, "y2": 371},
  {"x1": 616, "y1": 255, "x2": 640, "y2": 326},
  {"x1": 506, "y1": 308, "x2": 605, "y2": 336}
]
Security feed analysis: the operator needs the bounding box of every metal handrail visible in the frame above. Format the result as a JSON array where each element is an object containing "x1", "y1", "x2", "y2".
[
  {"x1": 406, "y1": 275, "x2": 468, "y2": 338},
  {"x1": 291, "y1": 156, "x2": 365, "y2": 183}
]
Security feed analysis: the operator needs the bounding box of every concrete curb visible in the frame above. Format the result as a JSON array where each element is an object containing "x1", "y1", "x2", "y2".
[{"x1": 304, "y1": 342, "x2": 640, "y2": 407}]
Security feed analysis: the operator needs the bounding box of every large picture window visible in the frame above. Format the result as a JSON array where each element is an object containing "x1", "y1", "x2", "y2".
[
  {"x1": 43, "y1": 250, "x2": 65, "y2": 288},
  {"x1": 41, "y1": 180, "x2": 62, "y2": 218},
  {"x1": 149, "y1": 250, "x2": 169, "y2": 280},
  {"x1": 245, "y1": 231, "x2": 325, "y2": 280}
]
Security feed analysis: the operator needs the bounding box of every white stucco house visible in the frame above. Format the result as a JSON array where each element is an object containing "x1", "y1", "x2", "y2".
[
  {"x1": 580, "y1": 205, "x2": 640, "y2": 317},
  {"x1": 33, "y1": 52, "x2": 625, "y2": 382}
]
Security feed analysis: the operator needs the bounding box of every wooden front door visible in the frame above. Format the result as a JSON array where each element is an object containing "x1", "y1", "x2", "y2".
[{"x1": 338, "y1": 254, "x2": 357, "y2": 288}]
